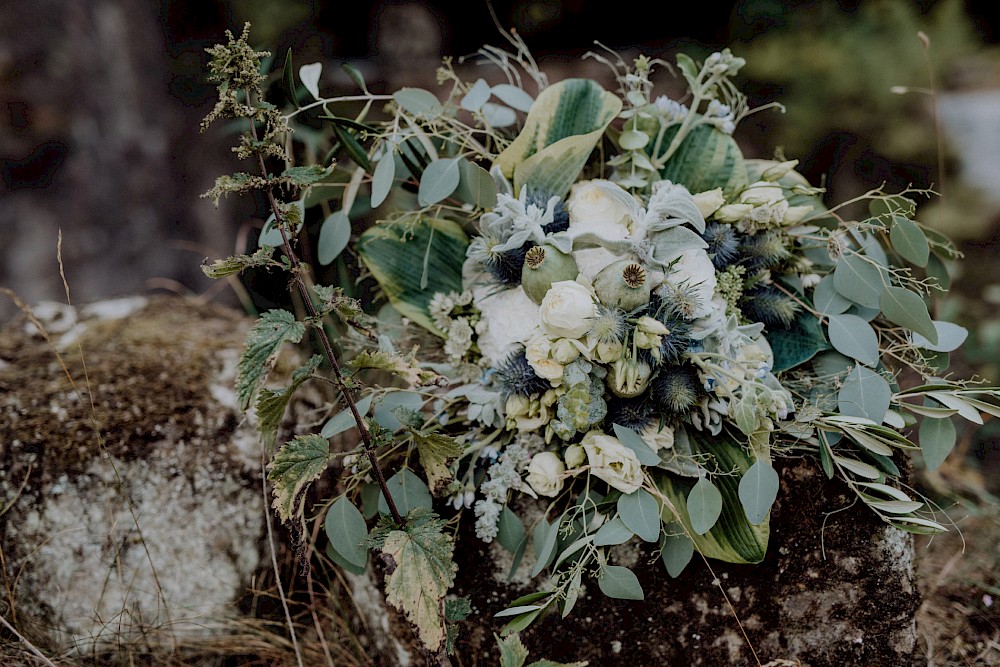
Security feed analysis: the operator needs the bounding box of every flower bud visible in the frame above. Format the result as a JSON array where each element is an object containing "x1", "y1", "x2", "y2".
[
  {"x1": 521, "y1": 244, "x2": 580, "y2": 304},
  {"x1": 593, "y1": 259, "x2": 651, "y2": 312},
  {"x1": 525, "y1": 452, "x2": 566, "y2": 498},
  {"x1": 564, "y1": 444, "x2": 586, "y2": 468},
  {"x1": 692, "y1": 188, "x2": 725, "y2": 218},
  {"x1": 608, "y1": 358, "x2": 652, "y2": 398}
]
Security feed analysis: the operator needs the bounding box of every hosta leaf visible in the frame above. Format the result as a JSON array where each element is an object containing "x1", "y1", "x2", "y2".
[
  {"x1": 738, "y1": 459, "x2": 779, "y2": 526},
  {"x1": 325, "y1": 495, "x2": 369, "y2": 568},
  {"x1": 838, "y1": 365, "x2": 891, "y2": 423},
  {"x1": 412, "y1": 431, "x2": 464, "y2": 495},
  {"x1": 834, "y1": 254, "x2": 885, "y2": 308},
  {"x1": 658, "y1": 124, "x2": 748, "y2": 197},
  {"x1": 358, "y1": 216, "x2": 468, "y2": 335},
  {"x1": 919, "y1": 416, "x2": 956, "y2": 471},
  {"x1": 827, "y1": 314, "x2": 879, "y2": 367},
  {"x1": 598, "y1": 565, "x2": 644, "y2": 600},
  {"x1": 268, "y1": 434, "x2": 331, "y2": 523},
  {"x1": 256, "y1": 355, "x2": 323, "y2": 449},
  {"x1": 656, "y1": 428, "x2": 769, "y2": 564},
  {"x1": 237, "y1": 309, "x2": 306, "y2": 411},
  {"x1": 880, "y1": 287, "x2": 937, "y2": 344},
  {"x1": 768, "y1": 311, "x2": 831, "y2": 372},
  {"x1": 617, "y1": 488, "x2": 660, "y2": 542},
  {"x1": 494, "y1": 78, "x2": 622, "y2": 200},
  {"x1": 377, "y1": 510, "x2": 457, "y2": 652}
]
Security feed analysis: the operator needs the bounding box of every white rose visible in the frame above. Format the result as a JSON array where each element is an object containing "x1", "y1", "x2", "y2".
[
  {"x1": 664, "y1": 249, "x2": 717, "y2": 320},
  {"x1": 540, "y1": 281, "x2": 596, "y2": 339},
  {"x1": 567, "y1": 179, "x2": 635, "y2": 240},
  {"x1": 715, "y1": 203, "x2": 752, "y2": 222},
  {"x1": 581, "y1": 430, "x2": 643, "y2": 494},
  {"x1": 525, "y1": 335, "x2": 565, "y2": 382},
  {"x1": 550, "y1": 338, "x2": 581, "y2": 364},
  {"x1": 640, "y1": 423, "x2": 675, "y2": 452},
  {"x1": 526, "y1": 452, "x2": 566, "y2": 497},
  {"x1": 475, "y1": 285, "x2": 541, "y2": 366},
  {"x1": 740, "y1": 181, "x2": 784, "y2": 206},
  {"x1": 692, "y1": 188, "x2": 725, "y2": 218}
]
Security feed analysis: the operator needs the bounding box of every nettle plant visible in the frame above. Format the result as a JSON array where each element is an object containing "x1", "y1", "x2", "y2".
[{"x1": 201, "y1": 25, "x2": 1000, "y2": 658}]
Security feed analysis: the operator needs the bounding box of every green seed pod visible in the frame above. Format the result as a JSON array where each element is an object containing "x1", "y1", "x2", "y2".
[
  {"x1": 521, "y1": 244, "x2": 579, "y2": 304},
  {"x1": 593, "y1": 259, "x2": 650, "y2": 312}
]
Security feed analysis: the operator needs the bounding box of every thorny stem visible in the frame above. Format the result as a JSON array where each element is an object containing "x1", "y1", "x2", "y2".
[{"x1": 246, "y1": 114, "x2": 405, "y2": 526}]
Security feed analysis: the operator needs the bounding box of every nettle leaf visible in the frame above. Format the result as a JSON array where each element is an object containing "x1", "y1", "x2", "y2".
[
  {"x1": 617, "y1": 488, "x2": 660, "y2": 542},
  {"x1": 237, "y1": 309, "x2": 306, "y2": 411},
  {"x1": 660, "y1": 525, "x2": 695, "y2": 578},
  {"x1": 377, "y1": 510, "x2": 457, "y2": 652},
  {"x1": 838, "y1": 365, "x2": 891, "y2": 423},
  {"x1": 418, "y1": 157, "x2": 462, "y2": 207},
  {"x1": 283, "y1": 164, "x2": 333, "y2": 186},
  {"x1": 412, "y1": 431, "x2": 464, "y2": 495},
  {"x1": 498, "y1": 632, "x2": 530, "y2": 667},
  {"x1": 889, "y1": 216, "x2": 930, "y2": 267},
  {"x1": 738, "y1": 459, "x2": 779, "y2": 526},
  {"x1": 378, "y1": 469, "x2": 433, "y2": 517},
  {"x1": 880, "y1": 287, "x2": 938, "y2": 344},
  {"x1": 260, "y1": 200, "x2": 305, "y2": 247},
  {"x1": 268, "y1": 434, "x2": 331, "y2": 524},
  {"x1": 202, "y1": 246, "x2": 279, "y2": 279},
  {"x1": 687, "y1": 477, "x2": 723, "y2": 535},
  {"x1": 827, "y1": 314, "x2": 879, "y2": 367},
  {"x1": 348, "y1": 349, "x2": 442, "y2": 387},
  {"x1": 834, "y1": 254, "x2": 885, "y2": 309},
  {"x1": 325, "y1": 495, "x2": 369, "y2": 569},
  {"x1": 919, "y1": 416, "x2": 956, "y2": 471},
  {"x1": 256, "y1": 354, "x2": 323, "y2": 449},
  {"x1": 598, "y1": 564, "x2": 644, "y2": 600}
]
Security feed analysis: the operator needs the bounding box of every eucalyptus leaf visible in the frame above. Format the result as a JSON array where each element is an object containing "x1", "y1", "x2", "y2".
[
  {"x1": 299, "y1": 62, "x2": 322, "y2": 100},
  {"x1": 833, "y1": 456, "x2": 881, "y2": 480},
  {"x1": 393, "y1": 87, "x2": 442, "y2": 117},
  {"x1": 834, "y1": 254, "x2": 885, "y2": 308},
  {"x1": 378, "y1": 469, "x2": 433, "y2": 517},
  {"x1": 482, "y1": 102, "x2": 518, "y2": 128},
  {"x1": 325, "y1": 496, "x2": 369, "y2": 568},
  {"x1": 491, "y1": 84, "x2": 534, "y2": 112},
  {"x1": 919, "y1": 416, "x2": 956, "y2": 472},
  {"x1": 531, "y1": 518, "x2": 559, "y2": 576},
  {"x1": 598, "y1": 565, "x2": 644, "y2": 600},
  {"x1": 912, "y1": 321, "x2": 967, "y2": 352},
  {"x1": 373, "y1": 391, "x2": 425, "y2": 432},
  {"x1": 889, "y1": 216, "x2": 929, "y2": 267},
  {"x1": 318, "y1": 211, "x2": 351, "y2": 265},
  {"x1": 461, "y1": 78, "x2": 491, "y2": 111},
  {"x1": 813, "y1": 275, "x2": 851, "y2": 315},
  {"x1": 370, "y1": 154, "x2": 396, "y2": 208},
  {"x1": 321, "y1": 393, "x2": 375, "y2": 438},
  {"x1": 660, "y1": 527, "x2": 695, "y2": 578},
  {"x1": 418, "y1": 157, "x2": 462, "y2": 207},
  {"x1": 497, "y1": 506, "x2": 527, "y2": 554},
  {"x1": 687, "y1": 477, "x2": 723, "y2": 535},
  {"x1": 612, "y1": 423, "x2": 661, "y2": 465},
  {"x1": 737, "y1": 460, "x2": 779, "y2": 526},
  {"x1": 326, "y1": 541, "x2": 366, "y2": 575},
  {"x1": 593, "y1": 517, "x2": 635, "y2": 546},
  {"x1": 838, "y1": 365, "x2": 891, "y2": 423},
  {"x1": 617, "y1": 488, "x2": 660, "y2": 542},
  {"x1": 827, "y1": 314, "x2": 879, "y2": 367},
  {"x1": 880, "y1": 287, "x2": 938, "y2": 344},
  {"x1": 453, "y1": 158, "x2": 498, "y2": 209}
]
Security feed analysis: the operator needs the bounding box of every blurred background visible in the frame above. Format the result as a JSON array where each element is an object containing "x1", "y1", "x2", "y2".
[{"x1": 2, "y1": 0, "x2": 999, "y2": 490}]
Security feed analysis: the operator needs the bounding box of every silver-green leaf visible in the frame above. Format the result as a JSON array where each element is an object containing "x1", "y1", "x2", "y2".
[
  {"x1": 617, "y1": 488, "x2": 660, "y2": 542},
  {"x1": 687, "y1": 477, "x2": 723, "y2": 535},
  {"x1": 737, "y1": 459, "x2": 779, "y2": 526},
  {"x1": 598, "y1": 564, "x2": 644, "y2": 600},
  {"x1": 880, "y1": 287, "x2": 938, "y2": 344},
  {"x1": 827, "y1": 314, "x2": 879, "y2": 367}
]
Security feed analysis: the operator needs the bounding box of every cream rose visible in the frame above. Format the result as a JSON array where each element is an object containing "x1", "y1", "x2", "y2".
[
  {"x1": 540, "y1": 281, "x2": 596, "y2": 339},
  {"x1": 526, "y1": 452, "x2": 566, "y2": 497},
  {"x1": 567, "y1": 179, "x2": 635, "y2": 240},
  {"x1": 692, "y1": 188, "x2": 725, "y2": 218},
  {"x1": 525, "y1": 335, "x2": 565, "y2": 382},
  {"x1": 581, "y1": 430, "x2": 643, "y2": 494},
  {"x1": 640, "y1": 423, "x2": 675, "y2": 452}
]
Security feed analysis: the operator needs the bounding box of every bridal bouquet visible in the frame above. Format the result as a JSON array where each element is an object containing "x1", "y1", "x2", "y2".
[{"x1": 203, "y1": 26, "x2": 999, "y2": 655}]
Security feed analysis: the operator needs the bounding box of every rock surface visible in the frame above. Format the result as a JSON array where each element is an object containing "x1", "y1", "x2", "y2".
[{"x1": 0, "y1": 296, "x2": 281, "y2": 654}]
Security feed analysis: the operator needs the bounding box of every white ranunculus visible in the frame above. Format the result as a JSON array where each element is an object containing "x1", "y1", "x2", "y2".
[
  {"x1": 692, "y1": 188, "x2": 725, "y2": 218},
  {"x1": 640, "y1": 423, "x2": 675, "y2": 452},
  {"x1": 582, "y1": 430, "x2": 643, "y2": 494},
  {"x1": 540, "y1": 280, "x2": 596, "y2": 340},
  {"x1": 525, "y1": 335, "x2": 565, "y2": 382},
  {"x1": 476, "y1": 285, "x2": 541, "y2": 366},
  {"x1": 526, "y1": 452, "x2": 566, "y2": 497},
  {"x1": 664, "y1": 249, "x2": 717, "y2": 320},
  {"x1": 567, "y1": 179, "x2": 635, "y2": 241}
]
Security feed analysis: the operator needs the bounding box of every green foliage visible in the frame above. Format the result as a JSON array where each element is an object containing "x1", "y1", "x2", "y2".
[
  {"x1": 237, "y1": 309, "x2": 306, "y2": 411},
  {"x1": 373, "y1": 508, "x2": 458, "y2": 653},
  {"x1": 411, "y1": 431, "x2": 464, "y2": 495},
  {"x1": 267, "y1": 434, "x2": 331, "y2": 524},
  {"x1": 348, "y1": 349, "x2": 443, "y2": 387},
  {"x1": 201, "y1": 246, "x2": 281, "y2": 278},
  {"x1": 256, "y1": 354, "x2": 322, "y2": 449}
]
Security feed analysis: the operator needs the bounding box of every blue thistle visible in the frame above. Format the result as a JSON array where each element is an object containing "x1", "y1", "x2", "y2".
[
  {"x1": 702, "y1": 222, "x2": 741, "y2": 270},
  {"x1": 740, "y1": 285, "x2": 799, "y2": 329},
  {"x1": 651, "y1": 364, "x2": 702, "y2": 415},
  {"x1": 738, "y1": 232, "x2": 789, "y2": 273},
  {"x1": 492, "y1": 348, "x2": 550, "y2": 397},
  {"x1": 605, "y1": 397, "x2": 654, "y2": 432},
  {"x1": 482, "y1": 242, "x2": 533, "y2": 286}
]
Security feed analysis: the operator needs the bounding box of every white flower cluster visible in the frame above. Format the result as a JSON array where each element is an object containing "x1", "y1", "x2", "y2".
[
  {"x1": 473, "y1": 443, "x2": 530, "y2": 541},
  {"x1": 429, "y1": 290, "x2": 484, "y2": 363}
]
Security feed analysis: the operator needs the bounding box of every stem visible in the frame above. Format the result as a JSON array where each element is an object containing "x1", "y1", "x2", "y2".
[{"x1": 247, "y1": 116, "x2": 405, "y2": 526}]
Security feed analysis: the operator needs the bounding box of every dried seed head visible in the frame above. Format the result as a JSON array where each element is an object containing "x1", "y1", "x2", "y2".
[{"x1": 622, "y1": 263, "x2": 647, "y2": 289}]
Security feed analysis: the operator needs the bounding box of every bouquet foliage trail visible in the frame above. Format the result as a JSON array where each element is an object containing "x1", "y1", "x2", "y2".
[{"x1": 201, "y1": 24, "x2": 998, "y2": 657}]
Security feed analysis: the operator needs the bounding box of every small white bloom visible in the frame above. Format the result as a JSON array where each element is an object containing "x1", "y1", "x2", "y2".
[
  {"x1": 595, "y1": 339, "x2": 624, "y2": 364},
  {"x1": 564, "y1": 444, "x2": 586, "y2": 469},
  {"x1": 692, "y1": 188, "x2": 725, "y2": 218},
  {"x1": 525, "y1": 451, "x2": 566, "y2": 497},
  {"x1": 525, "y1": 335, "x2": 565, "y2": 382},
  {"x1": 567, "y1": 179, "x2": 635, "y2": 240},
  {"x1": 551, "y1": 337, "x2": 581, "y2": 365},
  {"x1": 582, "y1": 430, "x2": 643, "y2": 494},
  {"x1": 761, "y1": 160, "x2": 799, "y2": 181},
  {"x1": 716, "y1": 203, "x2": 753, "y2": 222},
  {"x1": 539, "y1": 280, "x2": 596, "y2": 339},
  {"x1": 641, "y1": 423, "x2": 675, "y2": 452},
  {"x1": 475, "y1": 285, "x2": 541, "y2": 366}
]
